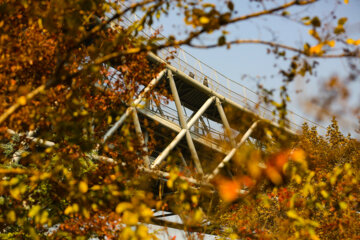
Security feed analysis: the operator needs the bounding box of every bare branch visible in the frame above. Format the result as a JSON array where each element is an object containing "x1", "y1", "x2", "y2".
[
  {"x1": 188, "y1": 39, "x2": 359, "y2": 58},
  {"x1": 228, "y1": 0, "x2": 318, "y2": 23}
]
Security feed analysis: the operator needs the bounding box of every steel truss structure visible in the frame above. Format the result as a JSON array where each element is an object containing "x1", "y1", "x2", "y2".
[
  {"x1": 2, "y1": 12, "x2": 330, "y2": 237},
  {"x1": 6, "y1": 50, "x2": 304, "y2": 234},
  {"x1": 101, "y1": 52, "x2": 297, "y2": 181}
]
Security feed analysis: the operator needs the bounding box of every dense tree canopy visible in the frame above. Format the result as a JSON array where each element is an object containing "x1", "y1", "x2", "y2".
[{"x1": 0, "y1": 0, "x2": 359, "y2": 239}]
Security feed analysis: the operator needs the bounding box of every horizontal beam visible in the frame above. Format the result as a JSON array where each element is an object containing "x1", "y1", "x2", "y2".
[{"x1": 7, "y1": 129, "x2": 55, "y2": 147}]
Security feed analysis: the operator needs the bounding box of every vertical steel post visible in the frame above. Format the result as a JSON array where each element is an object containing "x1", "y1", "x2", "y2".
[
  {"x1": 215, "y1": 98, "x2": 236, "y2": 147},
  {"x1": 132, "y1": 109, "x2": 150, "y2": 168},
  {"x1": 168, "y1": 70, "x2": 203, "y2": 174}
]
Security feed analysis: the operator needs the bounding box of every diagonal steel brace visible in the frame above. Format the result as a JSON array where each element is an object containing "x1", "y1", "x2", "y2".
[
  {"x1": 151, "y1": 96, "x2": 216, "y2": 170},
  {"x1": 206, "y1": 120, "x2": 259, "y2": 181},
  {"x1": 102, "y1": 69, "x2": 166, "y2": 143}
]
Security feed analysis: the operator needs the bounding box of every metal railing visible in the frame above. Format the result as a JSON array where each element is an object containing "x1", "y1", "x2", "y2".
[
  {"x1": 147, "y1": 100, "x2": 226, "y2": 145},
  {"x1": 118, "y1": 13, "x2": 326, "y2": 134}
]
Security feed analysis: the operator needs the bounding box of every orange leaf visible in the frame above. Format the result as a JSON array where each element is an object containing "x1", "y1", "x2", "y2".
[
  {"x1": 274, "y1": 152, "x2": 289, "y2": 171},
  {"x1": 215, "y1": 177, "x2": 240, "y2": 202},
  {"x1": 265, "y1": 166, "x2": 283, "y2": 185}
]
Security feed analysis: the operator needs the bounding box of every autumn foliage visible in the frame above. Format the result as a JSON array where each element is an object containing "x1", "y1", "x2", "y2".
[
  {"x1": 0, "y1": 0, "x2": 359, "y2": 239},
  {"x1": 212, "y1": 120, "x2": 360, "y2": 239}
]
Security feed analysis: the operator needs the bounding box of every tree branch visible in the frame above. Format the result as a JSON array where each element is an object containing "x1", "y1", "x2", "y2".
[
  {"x1": 228, "y1": 0, "x2": 317, "y2": 23},
  {"x1": 188, "y1": 39, "x2": 359, "y2": 58},
  {"x1": 53, "y1": 0, "x2": 157, "y2": 86},
  {"x1": 0, "y1": 84, "x2": 45, "y2": 125}
]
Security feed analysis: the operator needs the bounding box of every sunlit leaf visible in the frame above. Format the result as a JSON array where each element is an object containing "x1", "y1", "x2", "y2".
[
  {"x1": 18, "y1": 96, "x2": 27, "y2": 105},
  {"x1": 116, "y1": 202, "x2": 133, "y2": 214},
  {"x1": 7, "y1": 210, "x2": 16, "y2": 222},
  {"x1": 28, "y1": 205, "x2": 41, "y2": 218},
  {"x1": 122, "y1": 211, "x2": 138, "y2": 225},
  {"x1": 286, "y1": 210, "x2": 298, "y2": 219},
  {"x1": 215, "y1": 177, "x2": 241, "y2": 202},
  {"x1": 265, "y1": 166, "x2": 283, "y2": 185},
  {"x1": 79, "y1": 181, "x2": 88, "y2": 193},
  {"x1": 199, "y1": 16, "x2": 210, "y2": 24}
]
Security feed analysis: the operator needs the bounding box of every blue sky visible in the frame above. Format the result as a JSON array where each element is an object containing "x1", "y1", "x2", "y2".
[{"x1": 149, "y1": 0, "x2": 360, "y2": 138}]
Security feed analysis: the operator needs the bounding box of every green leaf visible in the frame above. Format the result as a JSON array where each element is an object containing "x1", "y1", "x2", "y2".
[{"x1": 218, "y1": 35, "x2": 226, "y2": 46}]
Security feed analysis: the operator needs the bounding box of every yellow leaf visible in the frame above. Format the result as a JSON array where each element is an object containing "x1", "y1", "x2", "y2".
[
  {"x1": 10, "y1": 187, "x2": 21, "y2": 200},
  {"x1": 79, "y1": 181, "x2": 88, "y2": 193},
  {"x1": 191, "y1": 195, "x2": 198, "y2": 205},
  {"x1": 18, "y1": 96, "x2": 27, "y2": 105},
  {"x1": 91, "y1": 203, "x2": 98, "y2": 211},
  {"x1": 91, "y1": 185, "x2": 101, "y2": 191},
  {"x1": 320, "y1": 190, "x2": 329, "y2": 199},
  {"x1": 248, "y1": 151, "x2": 262, "y2": 179},
  {"x1": 122, "y1": 211, "x2": 138, "y2": 225},
  {"x1": 7, "y1": 210, "x2": 16, "y2": 222},
  {"x1": 295, "y1": 175, "x2": 302, "y2": 184},
  {"x1": 139, "y1": 205, "x2": 153, "y2": 219},
  {"x1": 121, "y1": 227, "x2": 135, "y2": 239},
  {"x1": 167, "y1": 179, "x2": 174, "y2": 188},
  {"x1": 64, "y1": 206, "x2": 73, "y2": 215},
  {"x1": 107, "y1": 115, "x2": 112, "y2": 124},
  {"x1": 193, "y1": 209, "x2": 203, "y2": 223},
  {"x1": 229, "y1": 233, "x2": 239, "y2": 240},
  {"x1": 156, "y1": 11, "x2": 161, "y2": 20},
  {"x1": 199, "y1": 16, "x2": 210, "y2": 24},
  {"x1": 28, "y1": 205, "x2": 41, "y2": 218},
  {"x1": 309, "y1": 44, "x2": 323, "y2": 55},
  {"x1": 38, "y1": 19, "x2": 43, "y2": 29},
  {"x1": 344, "y1": 0, "x2": 349, "y2": 4},
  {"x1": 9, "y1": 177, "x2": 19, "y2": 186},
  {"x1": 72, "y1": 203, "x2": 79, "y2": 212},
  {"x1": 327, "y1": 40, "x2": 335, "y2": 47},
  {"x1": 265, "y1": 166, "x2": 283, "y2": 185},
  {"x1": 354, "y1": 39, "x2": 360, "y2": 45},
  {"x1": 290, "y1": 148, "x2": 308, "y2": 169},
  {"x1": 308, "y1": 29, "x2": 315, "y2": 35},
  {"x1": 39, "y1": 211, "x2": 48, "y2": 224},
  {"x1": 82, "y1": 208, "x2": 90, "y2": 219},
  {"x1": 339, "y1": 201, "x2": 347, "y2": 209},
  {"x1": 116, "y1": 202, "x2": 133, "y2": 214},
  {"x1": 136, "y1": 225, "x2": 149, "y2": 238},
  {"x1": 179, "y1": 182, "x2": 188, "y2": 190},
  {"x1": 286, "y1": 210, "x2": 298, "y2": 219},
  {"x1": 346, "y1": 38, "x2": 354, "y2": 44}
]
